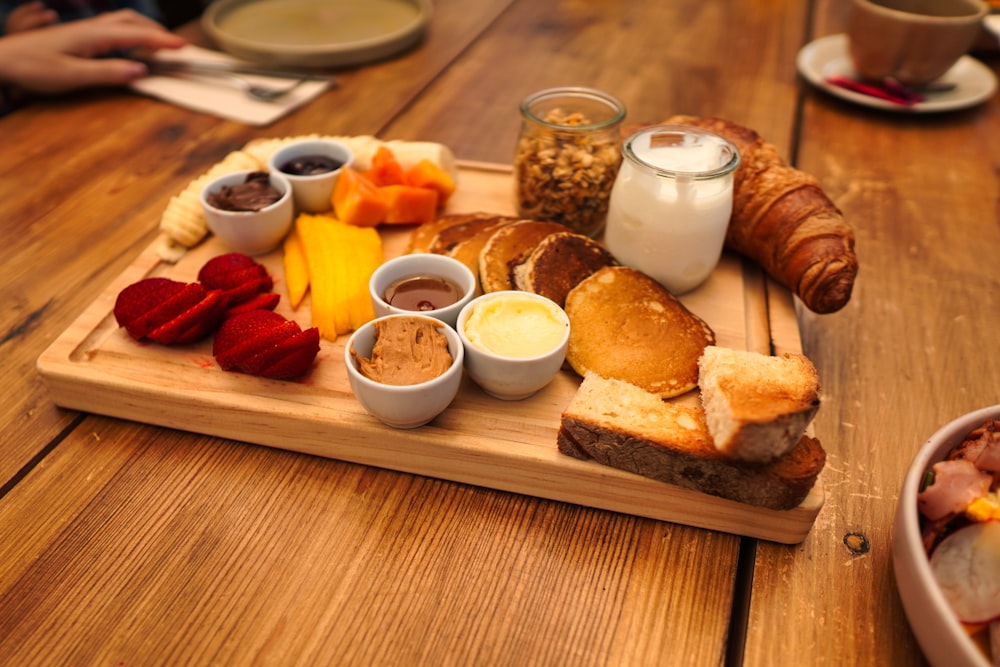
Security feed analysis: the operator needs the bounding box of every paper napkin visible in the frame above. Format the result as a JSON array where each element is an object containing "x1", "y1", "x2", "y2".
[{"x1": 130, "y1": 44, "x2": 333, "y2": 126}]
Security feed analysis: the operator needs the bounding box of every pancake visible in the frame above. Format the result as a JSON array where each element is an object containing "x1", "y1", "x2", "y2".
[
  {"x1": 564, "y1": 266, "x2": 715, "y2": 398},
  {"x1": 406, "y1": 212, "x2": 499, "y2": 254},
  {"x1": 478, "y1": 220, "x2": 570, "y2": 293},
  {"x1": 513, "y1": 231, "x2": 618, "y2": 307},
  {"x1": 442, "y1": 216, "x2": 520, "y2": 283}
]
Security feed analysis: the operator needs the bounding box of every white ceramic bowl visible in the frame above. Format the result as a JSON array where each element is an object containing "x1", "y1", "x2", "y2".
[
  {"x1": 267, "y1": 138, "x2": 354, "y2": 214},
  {"x1": 369, "y1": 253, "x2": 477, "y2": 328},
  {"x1": 201, "y1": 170, "x2": 294, "y2": 256},
  {"x1": 456, "y1": 291, "x2": 570, "y2": 401},
  {"x1": 344, "y1": 314, "x2": 464, "y2": 429},
  {"x1": 892, "y1": 404, "x2": 1000, "y2": 667}
]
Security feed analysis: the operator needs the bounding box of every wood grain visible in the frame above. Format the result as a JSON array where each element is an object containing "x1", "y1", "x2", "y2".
[
  {"x1": 0, "y1": 417, "x2": 739, "y2": 664},
  {"x1": 743, "y1": 1, "x2": 1000, "y2": 665},
  {"x1": 1, "y1": 0, "x2": 793, "y2": 664},
  {"x1": 5, "y1": 0, "x2": 994, "y2": 662}
]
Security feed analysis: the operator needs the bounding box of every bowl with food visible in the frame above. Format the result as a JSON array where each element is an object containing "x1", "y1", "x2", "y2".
[
  {"x1": 369, "y1": 253, "x2": 477, "y2": 328},
  {"x1": 456, "y1": 290, "x2": 570, "y2": 401},
  {"x1": 892, "y1": 405, "x2": 1000, "y2": 667},
  {"x1": 267, "y1": 138, "x2": 353, "y2": 213},
  {"x1": 201, "y1": 170, "x2": 294, "y2": 255},
  {"x1": 344, "y1": 314, "x2": 464, "y2": 429}
]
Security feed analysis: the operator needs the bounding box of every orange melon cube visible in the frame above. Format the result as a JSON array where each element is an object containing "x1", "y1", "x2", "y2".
[
  {"x1": 364, "y1": 146, "x2": 406, "y2": 187},
  {"x1": 332, "y1": 166, "x2": 388, "y2": 227},
  {"x1": 380, "y1": 185, "x2": 439, "y2": 224},
  {"x1": 404, "y1": 159, "x2": 455, "y2": 207}
]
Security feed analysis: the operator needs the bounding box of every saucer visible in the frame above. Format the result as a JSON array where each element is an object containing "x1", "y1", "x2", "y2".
[{"x1": 796, "y1": 34, "x2": 997, "y2": 113}]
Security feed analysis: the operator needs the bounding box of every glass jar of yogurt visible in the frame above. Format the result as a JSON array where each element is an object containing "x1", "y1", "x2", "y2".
[
  {"x1": 513, "y1": 86, "x2": 626, "y2": 238},
  {"x1": 604, "y1": 124, "x2": 740, "y2": 294}
]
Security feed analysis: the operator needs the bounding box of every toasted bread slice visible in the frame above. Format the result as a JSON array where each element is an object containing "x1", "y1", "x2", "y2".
[
  {"x1": 697, "y1": 346, "x2": 821, "y2": 462},
  {"x1": 564, "y1": 266, "x2": 714, "y2": 398},
  {"x1": 558, "y1": 373, "x2": 826, "y2": 510},
  {"x1": 513, "y1": 231, "x2": 618, "y2": 307},
  {"x1": 478, "y1": 220, "x2": 570, "y2": 293}
]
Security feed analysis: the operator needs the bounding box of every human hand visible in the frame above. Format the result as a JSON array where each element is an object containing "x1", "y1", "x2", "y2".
[
  {"x1": 5, "y1": 1, "x2": 58, "y2": 34},
  {"x1": 0, "y1": 9, "x2": 186, "y2": 95}
]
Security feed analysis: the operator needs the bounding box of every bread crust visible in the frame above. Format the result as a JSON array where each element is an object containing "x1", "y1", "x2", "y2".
[
  {"x1": 698, "y1": 346, "x2": 821, "y2": 462},
  {"x1": 558, "y1": 374, "x2": 826, "y2": 510}
]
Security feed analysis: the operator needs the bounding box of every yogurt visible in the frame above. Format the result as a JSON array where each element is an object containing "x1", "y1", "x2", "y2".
[{"x1": 605, "y1": 125, "x2": 740, "y2": 294}]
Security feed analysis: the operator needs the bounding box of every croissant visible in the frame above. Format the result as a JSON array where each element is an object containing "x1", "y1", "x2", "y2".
[{"x1": 661, "y1": 116, "x2": 857, "y2": 314}]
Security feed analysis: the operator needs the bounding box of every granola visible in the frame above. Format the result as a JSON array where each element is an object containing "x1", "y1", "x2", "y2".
[{"x1": 514, "y1": 109, "x2": 621, "y2": 237}]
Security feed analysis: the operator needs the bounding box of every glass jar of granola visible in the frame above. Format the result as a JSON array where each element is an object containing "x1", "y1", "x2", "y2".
[{"x1": 513, "y1": 87, "x2": 626, "y2": 238}]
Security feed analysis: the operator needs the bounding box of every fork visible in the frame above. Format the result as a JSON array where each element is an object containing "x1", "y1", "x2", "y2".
[{"x1": 154, "y1": 69, "x2": 313, "y2": 102}]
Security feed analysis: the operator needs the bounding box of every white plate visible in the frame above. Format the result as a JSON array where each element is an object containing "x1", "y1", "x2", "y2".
[
  {"x1": 202, "y1": 0, "x2": 432, "y2": 68},
  {"x1": 796, "y1": 33, "x2": 997, "y2": 113}
]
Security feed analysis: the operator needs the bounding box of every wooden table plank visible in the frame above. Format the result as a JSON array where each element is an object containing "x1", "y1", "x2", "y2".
[
  {"x1": 383, "y1": 0, "x2": 811, "y2": 162},
  {"x1": 0, "y1": 418, "x2": 740, "y2": 665},
  {"x1": 741, "y1": 1, "x2": 1000, "y2": 664}
]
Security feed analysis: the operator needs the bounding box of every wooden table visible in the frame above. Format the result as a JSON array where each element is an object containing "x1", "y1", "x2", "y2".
[{"x1": 2, "y1": 0, "x2": 997, "y2": 664}]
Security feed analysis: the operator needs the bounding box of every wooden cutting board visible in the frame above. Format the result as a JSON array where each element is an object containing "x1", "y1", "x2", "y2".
[{"x1": 36, "y1": 162, "x2": 824, "y2": 544}]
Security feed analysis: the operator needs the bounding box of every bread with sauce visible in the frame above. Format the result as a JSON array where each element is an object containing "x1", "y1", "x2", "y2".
[
  {"x1": 479, "y1": 220, "x2": 571, "y2": 293},
  {"x1": 564, "y1": 266, "x2": 714, "y2": 398},
  {"x1": 558, "y1": 373, "x2": 826, "y2": 510},
  {"x1": 513, "y1": 231, "x2": 618, "y2": 307},
  {"x1": 698, "y1": 346, "x2": 821, "y2": 462}
]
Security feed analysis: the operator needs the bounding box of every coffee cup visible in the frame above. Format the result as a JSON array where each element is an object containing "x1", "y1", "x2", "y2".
[{"x1": 847, "y1": 0, "x2": 988, "y2": 87}]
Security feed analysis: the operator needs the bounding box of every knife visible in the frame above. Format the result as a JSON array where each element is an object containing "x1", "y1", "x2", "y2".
[{"x1": 135, "y1": 57, "x2": 337, "y2": 84}]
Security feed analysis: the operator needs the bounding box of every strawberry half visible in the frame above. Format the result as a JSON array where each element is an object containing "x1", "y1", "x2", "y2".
[
  {"x1": 146, "y1": 287, "x2": 227, "y2": 345},
  {"x1": 129, "y1": 282, "x2": 212, "y2": 340},
  {"x1": 243, "y1": 327, "x2": 320, "y2": 378},
  {"x1": 114, "y1": 277, "x2": 227, "y2": 345},
  {"x1": 213, "y1": 310, "x2": 320, "y2": 379},
  {"x1": 198, "y1": 253, "x2": 273, "y2": 307},
  {"x1": 256, "y1": 334, "x2": 321, "y2": 378},
  {"x1": 114, "y1": 277, "x2": 186, "y2": 340},
  {"x1": 213, "y1": 310, "x2": 297, "y2": 369},
  {"x1": 223, "y1": 291, "x2": 280, "y2": 319}
]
